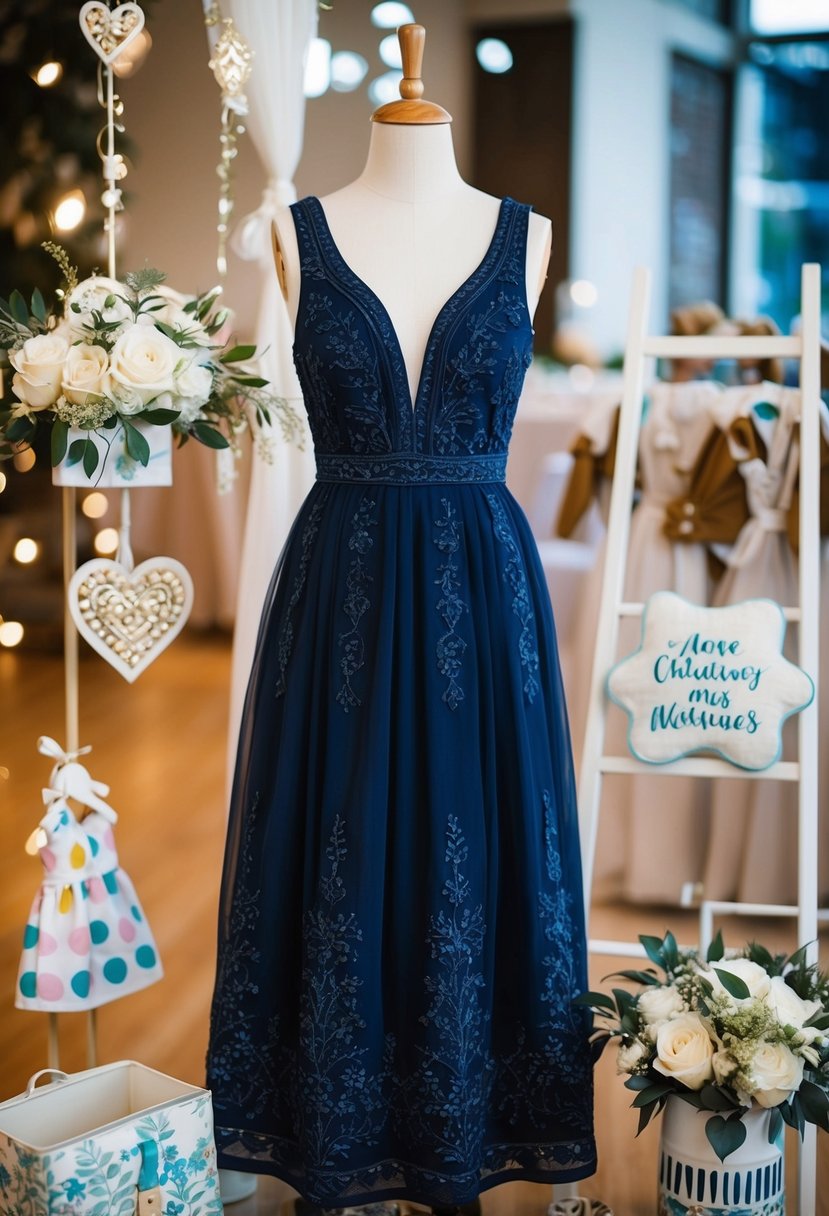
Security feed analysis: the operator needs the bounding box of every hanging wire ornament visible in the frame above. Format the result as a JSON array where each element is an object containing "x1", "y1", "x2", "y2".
[
  {"x1": 78, "y1": 2, "x2": 148, "y2": 278},
  {"x1": 204, "y1": 6, "x2": 253, "y2": 279}
]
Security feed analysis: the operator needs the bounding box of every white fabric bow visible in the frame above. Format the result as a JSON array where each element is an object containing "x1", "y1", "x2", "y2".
[
  {"x1": 231, "y1": 178, "x2": 297, "y2": 267},
  {"x1": 38, "y1": 737, "x2": 117, "y2": 821},
  {"x1": 38, "y1": 736, "x2": 92, "y2": 765}
]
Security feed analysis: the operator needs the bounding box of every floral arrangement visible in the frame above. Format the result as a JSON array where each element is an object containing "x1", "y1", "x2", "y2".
[
  {"x1": 0, "y1": 244, "x2": 300, "y2": 480},
  {"x1": 578, "y1": 931, "x2": 829, "y2": 1161}
]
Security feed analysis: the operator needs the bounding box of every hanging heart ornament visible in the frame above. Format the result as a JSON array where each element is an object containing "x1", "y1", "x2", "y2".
[
  {"x1": 68, "y1": 557, "x2": 193, "y2": 684},
  {"x1": 79, "y1": 2, "x2": 145, "y2": 66}
]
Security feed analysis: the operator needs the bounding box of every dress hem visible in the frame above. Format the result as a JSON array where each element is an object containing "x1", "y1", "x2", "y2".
[{"x1": 215, "y1": 1138, "x2": 598, "y2": 1209}]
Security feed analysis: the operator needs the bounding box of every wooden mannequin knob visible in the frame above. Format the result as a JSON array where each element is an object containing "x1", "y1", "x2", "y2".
[
  {"x1": 399, "y1": 24, "x2": 425, "y2": 100},
  {"x1": 371, "y1": 22, "x2": 452, "y2": 125}
]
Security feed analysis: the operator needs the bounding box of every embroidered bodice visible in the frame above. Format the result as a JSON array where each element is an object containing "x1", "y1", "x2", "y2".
[{"x1": 290, "y1": 196, "x2": 534, "y2": 481}]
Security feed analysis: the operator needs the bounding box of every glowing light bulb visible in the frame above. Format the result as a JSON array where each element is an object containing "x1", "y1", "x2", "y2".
[
  {"x1": 379, "y1": 34, "x2": 403, "y2": 69},
  {"x1": 82, "y1": 492, "x2": 109, "y2": 519},
  {"x1": 34, "y1": 61, "x2": 62, "y2": 87},
  {"x1": 0, "y1": 622, "x2": 24, "y2": 648},
  {"x1": 54, "y1": 190, "x2": 86, "y2": 233},
  {"x1": 0, "y1": 470, "x2": 6, "y2": 493},
  {"x1": 13, "y1": 538, "x2": 39, "y2": 564},
  {"x1": 94, "y1": 527, "x2": 119, "y2": 555},
  {"x1": 570, "y1": 279, "x2": 599, "y2": 308},
  {"x1": 368, "y1": 71, "x2": 403, "y2": 106},
  {"x1": 331, "y1": 51, "x2": 369, "y2": 92},
  {"x1": 476, "y1": 39, "x2": 513, "y2": 74},
  {"x1": 371, "y1": 2, "x2": 415, "y2": 27}
]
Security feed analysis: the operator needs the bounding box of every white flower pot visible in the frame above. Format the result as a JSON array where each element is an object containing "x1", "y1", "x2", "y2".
[
  {"x1": 658, "y1": 1094, "x2": 784, "y2": 1215},
  {"x1": 51, "y1": 419, "x2": 173, "y2": 487}
]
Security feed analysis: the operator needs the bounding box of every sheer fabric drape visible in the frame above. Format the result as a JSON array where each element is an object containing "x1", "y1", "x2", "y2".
[{"x1": 222, "y1": 0, "x2": 319, "y2": 777}]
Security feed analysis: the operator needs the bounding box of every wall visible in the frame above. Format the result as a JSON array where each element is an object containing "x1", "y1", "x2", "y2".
[
  {"x1": 569, "y1": 0, "x2": 733, "y2": 355},
  {"x1": 467, "y1": 0, "x2": 734, "y2": 355},
  {"x1": 121, "y1": 0, "x2": 470, "y2": 337}
]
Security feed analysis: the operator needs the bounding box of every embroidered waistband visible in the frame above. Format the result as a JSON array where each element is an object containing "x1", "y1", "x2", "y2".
[{"x1": 315, "y1": 453, "x2": 508, "y2": 486}]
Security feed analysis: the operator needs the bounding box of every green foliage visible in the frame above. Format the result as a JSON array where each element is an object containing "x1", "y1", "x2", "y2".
[
  {"x1": 122, "y1": 421, "x2": 150, "y2": 467},
  {"x1": 0, "y1": 287, "x2": 52, "y2": 345},
  {"x1": 123, "y1": 267, "x2": 167, "y2": 294},
  {"x1": 5, "y1": 415, "x2": 36, "y2": 444},
  {"x1": 706, "y1": 930, "x2": 724, "y2": 963},
  {"x1": 712, "y1": 967, "x2": 752, "y2": 1001},
  {"x1": 219, "y1": 343, "x2": 256, "y2": 364},
  {"x1": 140, "y1": 408, "x2": 180, "y2": 425},
  {"x1": 191, "y1": 421, "x2": 229, "y2": 449},
  {"x1": 51, "y1": 418, "x2": 69, "y2": 464},
  {"x1": 705, "y1": 1112, "x2": 747, "y2": 1162}
]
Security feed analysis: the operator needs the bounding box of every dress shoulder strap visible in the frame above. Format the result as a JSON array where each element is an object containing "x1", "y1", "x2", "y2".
[
  {"x1": 289, "y1": 197, "x2": 329, "y2": 285},
  {"x1": 494, "y1": 198, "x2": 532, "y2": 289}
]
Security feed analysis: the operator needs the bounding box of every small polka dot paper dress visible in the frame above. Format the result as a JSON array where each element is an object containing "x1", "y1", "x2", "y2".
[{"x1": 16, "y1": 797, "x2": 162, "y2": 1012}]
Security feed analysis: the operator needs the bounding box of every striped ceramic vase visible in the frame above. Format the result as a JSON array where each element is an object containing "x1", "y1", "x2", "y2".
[{"x1": 658, "y1": 1095, "x2": 784, "y2": 1215}]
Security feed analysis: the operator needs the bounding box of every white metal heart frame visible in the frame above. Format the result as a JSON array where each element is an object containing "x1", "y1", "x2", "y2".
[
  {"x1": 79, "y1": 1, "x2": 146, "y2": 65},
  {"x1": 68, "y1": 557, "x2": 194, "y2": 684}
]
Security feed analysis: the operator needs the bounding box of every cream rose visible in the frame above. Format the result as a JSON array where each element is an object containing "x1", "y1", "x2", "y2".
[
  {"x1": 109, "y1": 325, "x2": 181, "y2": 406},
  {"x1": 61, "y1": 344, "x2": 110, "y2": 405},
  {"x1": 174, "y1": 359, "x2": 213, "y2": 421},
  {"x1": 748, "y1": 1041, "x2": 804, "y2": 1108},
  {"x1": 766, "y1": 976, "x2": 821, "y2": 1032},
  {"x1": 638, "y1": 985, "x2": 686, "y2": 1026},
  {"x1": 616, "y1": 1038, "x2": 649, "y2": 1075},
  {"x1": 653, "y1": 1013, "x2": 715, "y2": 1091},
  {"x1": 706, "y1": 958, "x2": 772, "y2": 1003},
  {"x1": 109, "y1": 383, "x2": 144, "y2": 417},
  {"x1": 10, "y1": 332, "x2": 69, "y2": 408},
  {"x1": 66, "y1": 275, "x2": 131, "y2": 335}
]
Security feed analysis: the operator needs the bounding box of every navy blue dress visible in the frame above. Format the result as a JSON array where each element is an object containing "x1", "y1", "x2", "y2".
[{"x1": 207, "y1": 196, "x2": 596, "y2": 1209}]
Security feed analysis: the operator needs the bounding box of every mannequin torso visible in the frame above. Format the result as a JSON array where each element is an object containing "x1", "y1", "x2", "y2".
[{"x1": 272, "y1": 123, "x2": 551, "y2": 405}]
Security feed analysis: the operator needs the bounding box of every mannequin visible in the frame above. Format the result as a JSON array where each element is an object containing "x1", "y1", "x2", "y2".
[
  {"x1": 208, "y1": 25, "x2": 596, "y2": 1216},
  {"x1": 272, "y1": 30, "x2": 551, "y2": 402}
]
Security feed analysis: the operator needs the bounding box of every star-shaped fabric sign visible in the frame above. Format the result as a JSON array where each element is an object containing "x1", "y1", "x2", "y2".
[{"x1": 607, "y1": 592, "x2": 814, "y2": 770}]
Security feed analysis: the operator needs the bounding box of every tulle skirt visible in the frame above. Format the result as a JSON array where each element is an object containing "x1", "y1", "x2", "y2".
[{"x1": 207, "y1": 480, "x2": 595, "y2": 1209}]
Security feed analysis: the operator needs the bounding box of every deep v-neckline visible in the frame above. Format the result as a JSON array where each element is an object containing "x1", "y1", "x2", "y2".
[{"x1": 306, "y1": 195, "x2": 514, "y2": 418}]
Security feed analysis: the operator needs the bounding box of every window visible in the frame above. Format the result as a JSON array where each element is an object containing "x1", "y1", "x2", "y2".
[
  {"x1": 750, "y1": 0, "x2": 829, "y2": 36},
  {"x1": 731, "y1": 38, "x2": 829, "y2": 330},
  {"x1": 669, "y1": 54, "x2": 732, "y2": 311},
  {"x1": 669, "y1": 0, "x2": 731, "y2": 26}
]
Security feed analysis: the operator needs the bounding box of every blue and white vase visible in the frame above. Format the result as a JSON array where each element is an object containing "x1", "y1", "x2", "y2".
[{"x1": 658, "y1": 1094, "x2": 784, "y2": 1215}]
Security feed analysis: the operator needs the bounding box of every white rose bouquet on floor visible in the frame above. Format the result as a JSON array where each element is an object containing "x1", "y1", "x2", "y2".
[
  {"x1": 0, "y1": 243, "x2": 301, "y2": 481},
  {"x1": 577, "y1": 931, "x2": 829, "y2": 1161}
]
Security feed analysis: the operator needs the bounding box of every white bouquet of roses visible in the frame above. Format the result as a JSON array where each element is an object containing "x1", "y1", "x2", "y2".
[
  {"x1": 0, "y1": 243, "x2": 300, "y2": 481},
  {"x1": 578, "y1": 931, "x2": 829, "y2": 1161}
]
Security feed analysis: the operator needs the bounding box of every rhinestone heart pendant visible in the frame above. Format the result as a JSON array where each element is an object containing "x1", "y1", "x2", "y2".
[
  {"x1": 69, "y1": 557, "x2": 193, "y2": 683},
  {"x1": 79, "y1": 1, "x2": 145, "y2": 66}
]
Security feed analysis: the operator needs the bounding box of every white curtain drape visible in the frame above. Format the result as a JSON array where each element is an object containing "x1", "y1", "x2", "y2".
[{"x1": 221, "y1": 0, "x2": 319, "y2": 782}]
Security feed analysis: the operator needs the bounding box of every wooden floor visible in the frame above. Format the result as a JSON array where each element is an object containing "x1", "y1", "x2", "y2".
[{"x1": 0, "y1": 635, "x2": 825, "y2": 1215}]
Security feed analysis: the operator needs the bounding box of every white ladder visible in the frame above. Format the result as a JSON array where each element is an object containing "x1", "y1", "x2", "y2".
[{"x1": 577, "y1": 264, "x2": 823, "y2": 1212}]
